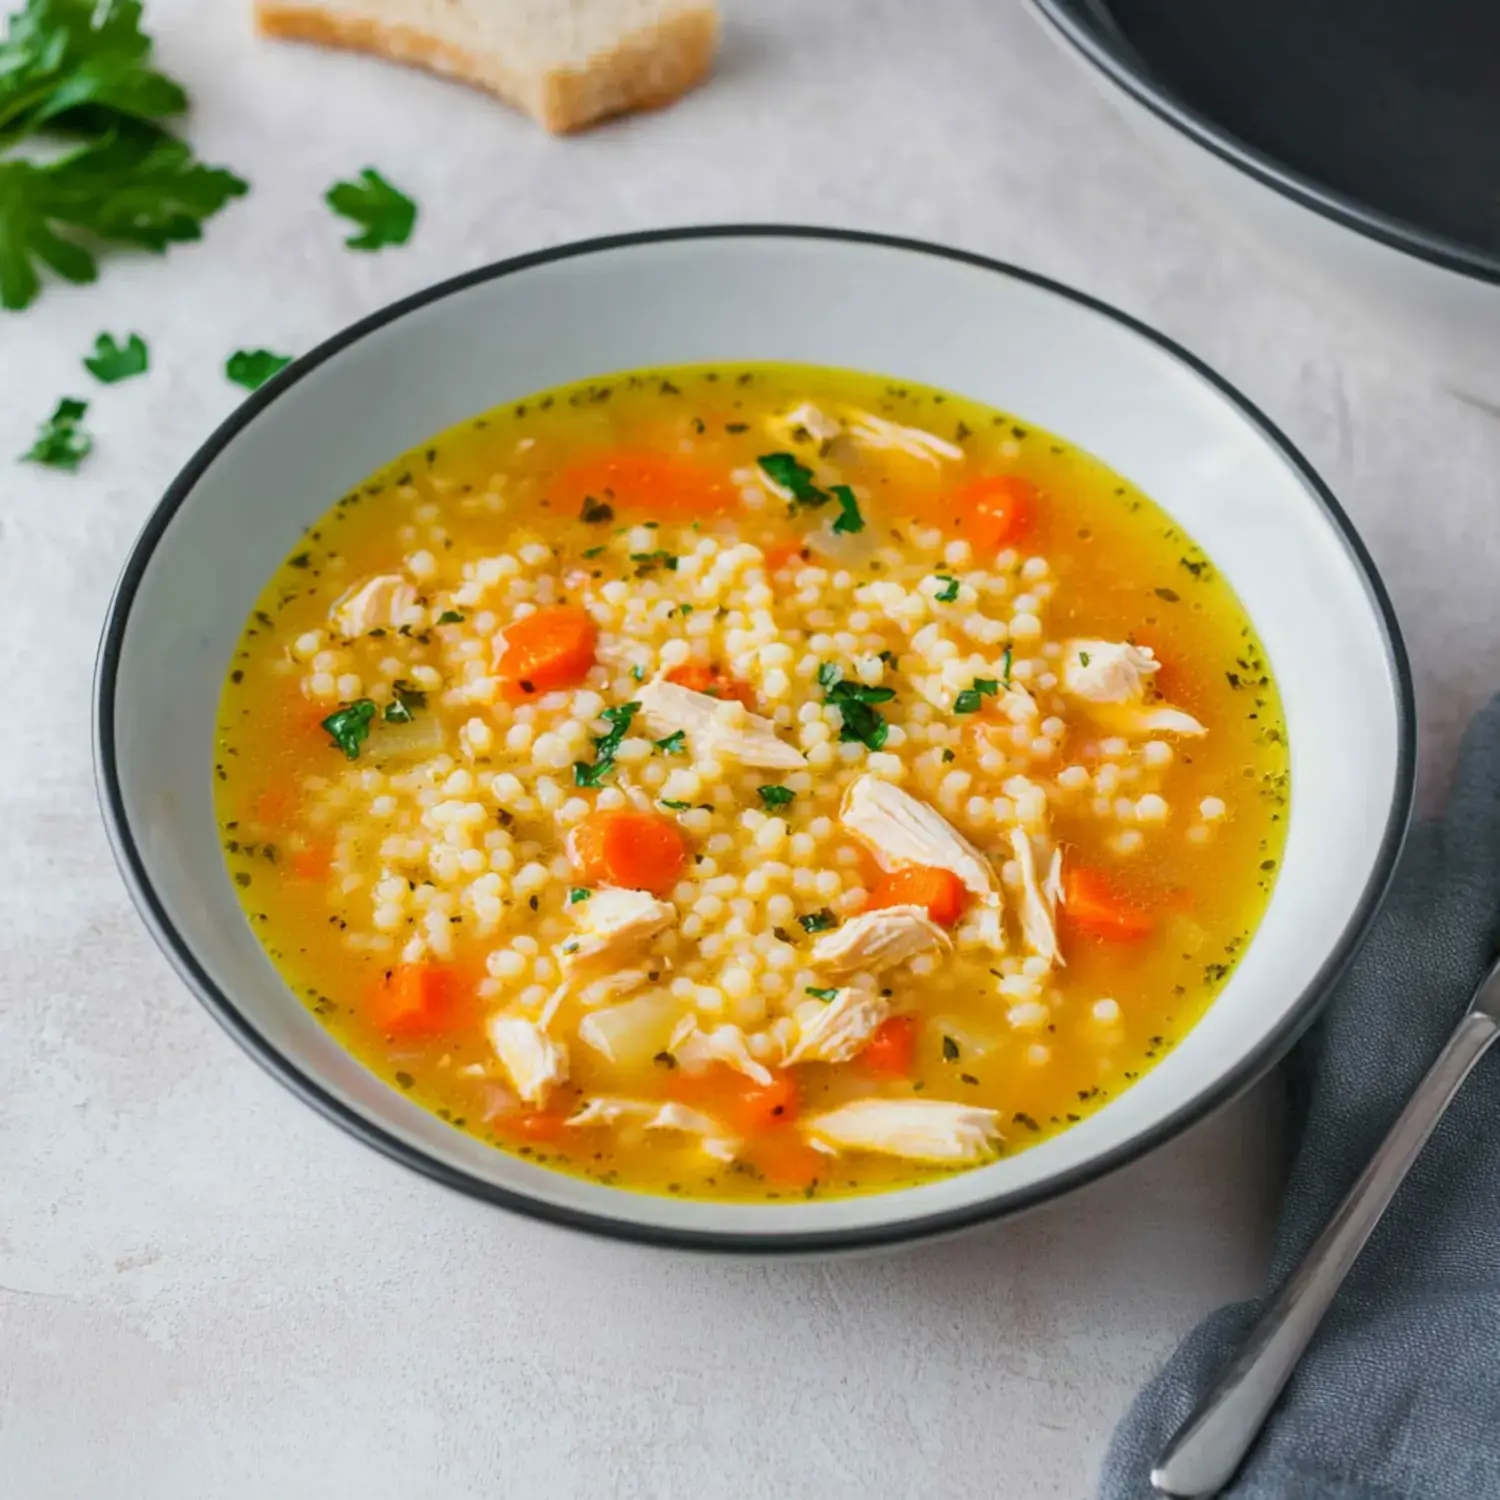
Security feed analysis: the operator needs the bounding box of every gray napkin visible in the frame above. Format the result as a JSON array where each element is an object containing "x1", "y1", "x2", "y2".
[{"x1": 1100, "y1": 693, "x2": 1500, "y2": 1500}]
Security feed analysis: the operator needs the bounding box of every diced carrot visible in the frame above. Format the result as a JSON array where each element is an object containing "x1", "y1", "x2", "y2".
[
  {"x1": 495, "y1": 604, "x2": 598, "y2": 699},
  {"x1": 291, "y1": 841, "x2": 332, "y2": 881},
  {"x1": 674, "y1": 1066, "x2": 799, "y2": 1137},
  {"x1": 665, "y1": 660, "x2": 755, "y2": 707},
  {"x1": 568, "y1": 809, "x2": 689, "y2": 895},
  {"x1": 867, "y1": 865, "x2": 968, "y2": 927},
  {"x1": 862, "y1": 1015, "x2": 917, "y2": 1078},
  {"x1": 751, "y1": 1134, "x2": 827, "y2": 1188},
  {"x1": 1061, "y1": 866, "x2": 1155, "y2": 942},
  {"x1": 370, "y1": 963, "x2": 461, "y2": 1038},
  {"x1": 943, "y1": 475, "x2": 1037, "y2": 552},
  {"x1": 555, "y1": 451, "x2": 738, "y2": 520}
]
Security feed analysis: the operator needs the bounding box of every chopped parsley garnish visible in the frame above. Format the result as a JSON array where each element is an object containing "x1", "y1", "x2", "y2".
[
  {"x1": 581, "y1": 544, "x2": 606, "y2": 558},
  {"x1": 84, "y1": 332, "x2": 148, "y2": 383},
  {"x1": 817, "y1": 661, "x2": 895, "y2": 751},
  {"x1": 226, "y1": 349, "x2": 292, "y2": 391},
  {"x1": 942, "y1": 1034, "x2": 960, "y2": 1062},
  {"x1": 940, "y1": 748, "x2": 956, "y2": 763},
  {"x1": 580, "y1": 495, "x2": 614, "y2": 524},
  {"x1": 798, "y1": 908, "x2": 837, "y2": 934},
  {"x1": 1079, "y1": 649, "x2": 1091, "y2": 667},
  {"x1": 934, "y1": 575, "x2": 960, "y2": 602},
  {"x1": 660, "y1": 799, "x2": 692, "y2": 812},
  {"x1": 757, "y1": 452, "x2": 823, "y2": 504},
  {"x1": 382, "y1": 680, "x2": 424, "y2": 722},
  {"x1": 953, "y1": 677, "x2": 1001, "y2": 715},
  {"x1": 1001, "y1": 646, "x2": 1013, "y2": 686},
  {"x1": 654, "y1": 730, "x2": 687, "y2": 754},
  {"x1": 630, "y1": 549, "x2": 678, "y2": 575},
  {"x1": 829, "y1": 484, "x2": 864, "y2": 534},
  {"x1": 758, "y1": 785, "x2": 795, "y2": 810},
  {"x1": 325, "y1": 167, "x2": 417, "y2": 250},
  {"x1": 631, "y1": 664, "x2": 646, "y2": 682},
  {"x1": 21, "y1": 396, "x2": 90, "y2": 470},
  {"x1": 568, "y1": 888, "x2": 591, "y2": 904},
  {"x1": 436, "y1": 610, "x2": 464, "y2": 624},
  {"x1": 805, "y1": 986, "x2": 840, "y2": 1001},
  {"x1": 0, "y1": 3, "x2": 248, "y2": 312},
  {"x1": 573, "y1": 700, "x2": 639, "y2": 788},
  {"x1": 321, "y1": 699, "x2": 376, "y2": 759}
]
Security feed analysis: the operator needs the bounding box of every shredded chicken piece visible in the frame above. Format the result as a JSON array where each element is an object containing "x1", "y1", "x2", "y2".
[
  {"x1": 802, "y1": 1099, "x2": 1003, "y2": 1163},
  {"x1": 647, "y1": 1102, "x2": 740, "y2": 1162},
  {"x1": 845, "y1": 410, "x2": 963, "y2": 464},
  {"x1": 669, "y1": 1018, "x2": 773, "y2": 1085},
  {"x1": 1062, "y1": 639, "x2": 1160, "y2": 704},
  {"x1": 538, "y1": 965, "x2": 650, "y2": 1029},
  {"x1": 637, "y1": 676, "x2": 805, "y2": 770},
  {"x1": 1009, "y1": 828, "x2": 1061, "y2": 965},
  {"x1": 565, "y1": 1098, "x2": 739, "y2": 1162},
  {"x1": 562, "y1": 887, "x2": 676, "y2": 965},
  {"x1": 785, "y1": 988, "x2": 891, "y2": 1065},
  {"x1": 841, "y1": 774, "x2": 997, "y2": 902},
  {"x1": 486, "y1": 1015, "x2": 568, "y2": 1106},
  {"x1": 576, "y1": 992, "x2": 677, "y2": 1069},
  {"x1": 766, "y1": 401, "x2": 844, "y2": 447},
  {"x1": 330, "y1": 573, "x2": 418, "y2": 637},
  {"x1": 1061, "y1": 639, "x2": 1207, "y2": 736},
  {"x1": 810, "y1": 905, "x2": 949, "y2": 976},
  {"x1": 567, "y1": 1096, "x2": 656, "y2": 1127}
]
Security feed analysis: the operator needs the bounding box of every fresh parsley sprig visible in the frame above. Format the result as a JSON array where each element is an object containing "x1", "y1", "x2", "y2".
[
  {"x1": 21, "y1": 396, "x2": 90, "y2": 469},
  {"x1": 574, "y1": 701, "x2": 640, "y2": 788},
  {"x1": 0, "y1": 0, "x2": 247, "y2": 311},
  {"x1": 817, "y1": 661, "x2": 895, "y2": 751},
  {"x1": 84, "y1": 331, "x2": 147, "y2": 382},
  {"x1": 325, "y1": 168, "x2": 417, "y2": 251}
]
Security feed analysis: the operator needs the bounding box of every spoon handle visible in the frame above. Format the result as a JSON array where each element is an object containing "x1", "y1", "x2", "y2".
[{"x1": 1151, "y1": 1000, "x2": 1500, "y2": 1498}]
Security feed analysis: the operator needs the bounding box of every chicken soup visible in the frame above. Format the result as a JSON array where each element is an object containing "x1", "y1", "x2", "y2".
[{"x1": 215, "y1": 364, "x2": 1288, "y2": 1201}]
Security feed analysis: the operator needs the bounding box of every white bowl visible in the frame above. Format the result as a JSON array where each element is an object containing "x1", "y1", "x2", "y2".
[
  {"x1": 1027, "y1": 0, "x2": 1500, "y2": 409},
  {"x1": 94, "y1": 228, "x2": 1414, "y2": 1252}
]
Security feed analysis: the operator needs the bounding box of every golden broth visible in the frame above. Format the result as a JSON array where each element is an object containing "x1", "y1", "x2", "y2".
[{"x1": 214, "y1": 364, "x2": 1287, "y2": 1201}]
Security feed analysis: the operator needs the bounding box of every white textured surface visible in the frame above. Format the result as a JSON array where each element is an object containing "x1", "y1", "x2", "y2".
[{"x1": 3, "y1": 2, "x2": 1498, "y2": 1496}]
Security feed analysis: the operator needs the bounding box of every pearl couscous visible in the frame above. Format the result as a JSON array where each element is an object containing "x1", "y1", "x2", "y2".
[{"x1": 215, "y1": 364, "x2": 1288, "y2": 1201}]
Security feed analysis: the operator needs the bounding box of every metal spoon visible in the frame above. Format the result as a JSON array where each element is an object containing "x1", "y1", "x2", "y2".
[{"x1": 1152, "y1": 952, "x2": 1500, "y2": 1497}]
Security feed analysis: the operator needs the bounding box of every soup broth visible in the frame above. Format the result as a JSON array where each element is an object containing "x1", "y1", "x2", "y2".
[{"x1": 215, "y1": 364, "x2": 1288, "y2": 1201}]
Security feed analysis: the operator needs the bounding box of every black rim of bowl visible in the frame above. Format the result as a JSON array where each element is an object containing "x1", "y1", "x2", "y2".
[
  {"x1": 1029, "y1": 0, "x2": 1500, "y2": 286},
  {"x1": 93, "y1": 225, "x2": 1417, "y2": 1254}
]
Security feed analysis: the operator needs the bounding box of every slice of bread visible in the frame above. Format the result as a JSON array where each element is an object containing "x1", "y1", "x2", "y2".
[{"x1": 254, "y1": 0, "x2": 720, "y2": 134}]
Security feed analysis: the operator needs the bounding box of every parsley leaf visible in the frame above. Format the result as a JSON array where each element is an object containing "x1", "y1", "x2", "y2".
[
  {"x1": 660, "y1": 799, "x2": 692, "y2": 811},
  {"x1": 573, "y1": 700, "x2": 639, "y2": 788},
  {"x1": 579, "y1": 495, "x2": 613, "y2": 524},
  {"x1": 758, "y1": 785, "x2": 795, "y2": 810},
  {"x1": 757, "y1": 452, "x2": 824, "y2": 504},
  {"x1": 0, "y1": 4, "x2": 247, "y2": 311},
  {"x1": 942, "y1": 1035, "x2": 960, "y2": 1062},
  {"x1": 829, "y1": 484, "x2": 864, "y2": 534},
  {"x1": 805, "y1": 986, "x2": 840, "y2": 1002},
  {"x1": 83, "y1": 330, "x2": 147, "y2": 382},
  {"x1": 654, "y1": 730, "x2": 687, "y2": 754},
  {"x1": 321, "y1": 699, "x2": 376, "y2": 759},
  {"x1": 382, "y1": 680, "x2": 424, "y2": 723},
  {"x1": 436, "y1": 610, "x2": 464, "y2": 624},
  {"x1": 325, "y1": 167, "x2": 416, "y2": 250},
  {"x1": 568, "y1": 888, "x2": 591, "y2": 904},
  {"x1": 226, "y1": 348, "x2": 291, "y2": 391},
  {"x1": 934, "y1": 575, "x2": 960, "y2": 602},
  {"x1": 21, "y1": 395, "x2": 89, "y2": 469},
  {"x1": 798, "y1": 908, "x2": 837, "y2": 934},
  {"x1": 953, "y1": 677, "x2": 1001, "y2": 714},
  {"x1": 1001, "y1": 646, "x2": 1013, "y2": 686},
  {"x1": 940, "y1": 747, "x2": 956, "y2": 763},
  {"x1": 629, "y1": 549, "x2": 677, "y2": 575},
  {"x1": 1079, "y1": 649, "x2": 1091, "y2": 667},
  {"x1": 818, "y1": 662, "x2": 896, "y2": 751}
]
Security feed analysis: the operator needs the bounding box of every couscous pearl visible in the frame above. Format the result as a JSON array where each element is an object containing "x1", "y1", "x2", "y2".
[
  {"x1": 1092, "y1": 998, "x2": 1122, "y2": 1023},
  {"x1": 1200, "y1": 796, "x2": 1227, "y2": 821}
]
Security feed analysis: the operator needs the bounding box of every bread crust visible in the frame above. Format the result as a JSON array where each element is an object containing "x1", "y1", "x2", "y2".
[{"x1": 253, "y1": 2, "x2": 718, "y2": 133}]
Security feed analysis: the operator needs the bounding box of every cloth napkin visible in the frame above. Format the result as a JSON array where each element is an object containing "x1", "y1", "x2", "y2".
[{"x1": 1100, "y1": 693, "x2": 1500, "y2": 1500}]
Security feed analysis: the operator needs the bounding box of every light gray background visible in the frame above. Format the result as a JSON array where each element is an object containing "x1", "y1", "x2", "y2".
[{"x1": 4, "y1": 2, "x2": 1497, "y2": 1496}]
